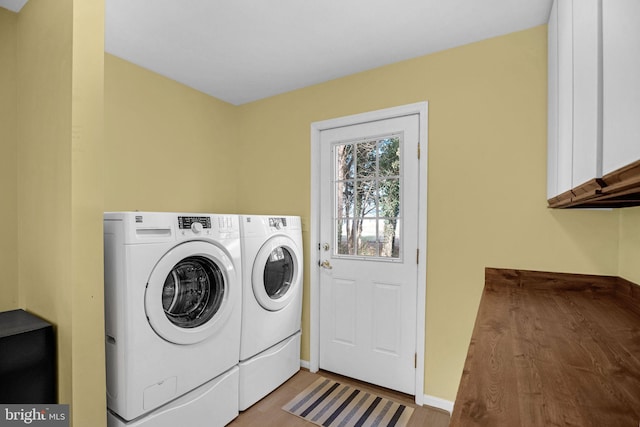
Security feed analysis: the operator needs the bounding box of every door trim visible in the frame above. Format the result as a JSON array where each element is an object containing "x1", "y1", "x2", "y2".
[{"x1": 309, "y1": 102, "x2": 428, "y2": 405}]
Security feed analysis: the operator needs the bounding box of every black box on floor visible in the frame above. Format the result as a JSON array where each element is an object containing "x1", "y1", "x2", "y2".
[{"x1": 0, "y1": 309, "x2": 56, "y2": 403}]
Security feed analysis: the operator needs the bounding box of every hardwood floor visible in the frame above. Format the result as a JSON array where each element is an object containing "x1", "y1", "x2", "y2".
[{"x1": 229, "y1": 370, "x2": 451, "y2": 427}]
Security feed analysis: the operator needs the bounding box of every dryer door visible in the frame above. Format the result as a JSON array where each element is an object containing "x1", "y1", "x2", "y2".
[
  {"x1": 145, "y1": 241, "x2": 237, "y2": 344},
  {"x1": 252, "y1": 235, "x2": 302, "y2": 311}
]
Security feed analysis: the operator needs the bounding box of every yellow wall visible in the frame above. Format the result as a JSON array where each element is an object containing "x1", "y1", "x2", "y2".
[
  {"x1": 0, "y1": 9, "x2": 18, "y2": 312},
  {"x1": 16, "y1": 0, "x2": 105, "y2": 425},
  {"x1": 619, "y1": 207, "x2": 640, "y2": 283},
  {"x1": 70, "y1": 0, "x2": 106, "y2": 423},
  {"x1": 104, "y1": 54, "x2": 240, "y2": 214},
  {"x1": 237, "y1": 25, "x2": 621, "y2": 401},
  {"x1": 17, "y1": 0, "x2": 74, "y2": 405}
]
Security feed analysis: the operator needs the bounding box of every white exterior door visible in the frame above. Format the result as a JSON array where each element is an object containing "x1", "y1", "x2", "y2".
[{"x1": 318, "y1": 113, "x2": 421, "y2": 395}]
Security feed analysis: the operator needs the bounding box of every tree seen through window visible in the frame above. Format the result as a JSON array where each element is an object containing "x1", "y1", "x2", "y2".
[{"x1": 334, "y1": 135, "x2": 401, "y2": 258}]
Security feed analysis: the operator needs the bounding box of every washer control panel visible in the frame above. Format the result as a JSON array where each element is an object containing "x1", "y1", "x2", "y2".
[
  {"x1": 178, "y1": 216, "x2": 212, "y2": 229},
  {"x1": 269, "y1": 217, "x2": 287, "y2": 229}
]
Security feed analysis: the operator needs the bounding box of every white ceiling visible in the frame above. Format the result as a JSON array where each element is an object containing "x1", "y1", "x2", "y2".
[
  {"x1": 0, "y1": 0, "x2": 27, "y2": 12},
  {"x1": 3, "y1": 0, "x2": 554, "y2": 105}
]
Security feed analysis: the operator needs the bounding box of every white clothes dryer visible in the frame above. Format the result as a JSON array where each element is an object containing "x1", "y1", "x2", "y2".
[
  {"x1": 238, "y1": 215, "x2": 303, "y2": 410},
  {"x1": 103, "y1": 212, "x2": 241, "y2": 425}
]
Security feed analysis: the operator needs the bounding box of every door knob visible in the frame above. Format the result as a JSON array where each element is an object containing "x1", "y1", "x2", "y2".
[{"x1": 319, "y1": 260, "x2": 333, "y2": 269}]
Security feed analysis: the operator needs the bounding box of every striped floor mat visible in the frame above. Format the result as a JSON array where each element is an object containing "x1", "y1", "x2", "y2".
[{"x1": 282, "y1": 377, "x2": 414, "y2": 427}]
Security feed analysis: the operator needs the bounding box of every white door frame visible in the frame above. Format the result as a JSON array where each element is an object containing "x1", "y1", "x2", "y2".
[{"x1": 309, "y1": 102, "x2": 428, "y2": 405}]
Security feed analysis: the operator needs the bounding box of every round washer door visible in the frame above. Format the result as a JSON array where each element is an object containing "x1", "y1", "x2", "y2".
[
  {"x1": 252, "y1": 235, "x2": 302, "y2": 311},
  {"x1": 145, "y1": 241, "x2": 237, "y2": 344}
]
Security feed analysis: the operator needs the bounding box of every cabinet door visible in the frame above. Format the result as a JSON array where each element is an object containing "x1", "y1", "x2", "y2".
[
  {"x1": 557, "y1": 0, "x2": 574, "y2": 195},
  {"x1": 603, "y1": 0, "x2": 640, "y2": 175},
  {"x1": 548, "y1": 0, "x2": 603, "y2": 201},
  {"x1": 547, "y1": 0, "x2": 559, "y2": 199},
  {"x1": 572, "y1": 0, "x2": 602, "y2": 187},
  {"x1": 548, "y1": 0, "x2": 574, "y2": 199}
]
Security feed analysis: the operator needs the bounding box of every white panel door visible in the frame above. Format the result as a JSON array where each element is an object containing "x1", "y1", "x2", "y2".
[{"x1": 318, "y1": 114, "x2": 419, "y2": 395}]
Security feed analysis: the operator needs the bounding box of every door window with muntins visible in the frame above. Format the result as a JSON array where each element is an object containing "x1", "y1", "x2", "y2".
[{"x1": 333, "y1": 134, "x2": 402, "y2": 259}]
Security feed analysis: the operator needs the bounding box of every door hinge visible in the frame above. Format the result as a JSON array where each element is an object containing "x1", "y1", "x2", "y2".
[
  {"x1": 414, "y1": 353, "x2": 417, "y2": 368},
  {"x1": 416, "y1": 249, "x2": 419, "y2": 264},
  {"x1": 417, "y1": 143, "x2": 421, "y2": 159}
]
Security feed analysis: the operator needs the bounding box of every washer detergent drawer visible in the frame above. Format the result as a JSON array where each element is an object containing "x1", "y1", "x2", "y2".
[
  {"x1": 108, "y1": 366, "x2": 239, "y2": 427},
  {"x1": 238, "y1": 331, "x2": 301, "y2": 411}
]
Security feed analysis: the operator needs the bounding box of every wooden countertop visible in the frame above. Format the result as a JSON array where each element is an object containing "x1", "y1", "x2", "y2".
[{"x1": 450, "y1": 268, "x2": 640, "y2": 427}]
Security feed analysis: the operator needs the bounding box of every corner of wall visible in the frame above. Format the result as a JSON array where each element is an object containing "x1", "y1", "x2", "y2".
[
  {"x1": 0, "y1": 8, "x2": 18, "y2": 312},
  {"x1": 618, "y1": 207, "x2": 640, "y2": 284}
]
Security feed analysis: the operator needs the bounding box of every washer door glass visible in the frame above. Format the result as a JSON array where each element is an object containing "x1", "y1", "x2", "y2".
[
  {"x1": 162, "y1": 256, "x2": 225, "y2": 328},
  {"x1": 145, "y1": 240, "x2": 237, "y2": 345},
  {"x1": 263, "y1": 247, "x2": 294, "y2": 299}
]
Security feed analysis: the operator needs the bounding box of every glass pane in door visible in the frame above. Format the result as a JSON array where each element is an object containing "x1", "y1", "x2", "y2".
[
  {"x1": 378, "y1": 219, "x2": 401, "y2": 258},
  {"x1": 356, "y1": 140, "x2": 377, "y2": 178},
  {"x1": 336, "y1": 218, "x2": 355, "y2": 255},
  {"x1": 333, "y1": 134, "x2": 402, "y2": 260}
]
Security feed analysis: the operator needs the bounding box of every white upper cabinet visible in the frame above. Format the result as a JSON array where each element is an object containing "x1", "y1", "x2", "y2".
[
  {"x1": 547, "y1": 0, "x2": 602, "y2": 200},
  {"x1": 602, "y1": 0, "x2": 640, "y2": 175},
  {"x1": 548, "y1": 0, "x2": 640, "y2": 207}
]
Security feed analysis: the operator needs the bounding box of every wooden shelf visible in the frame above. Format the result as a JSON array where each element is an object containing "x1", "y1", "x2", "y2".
[
  {"x1": 548, "y1": 158, "x2": 640, "y2": 208},
  {"x1": 450, "y1": 268, "x2": 640, "y2": 426}
]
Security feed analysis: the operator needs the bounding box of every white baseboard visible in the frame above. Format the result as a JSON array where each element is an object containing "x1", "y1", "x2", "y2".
[
  {"x1": 300, "y1": 360, "x2": 453, "y2": 414},
  {"x1": 422, "y1": 394, "x2": 454, "y2": 414}
]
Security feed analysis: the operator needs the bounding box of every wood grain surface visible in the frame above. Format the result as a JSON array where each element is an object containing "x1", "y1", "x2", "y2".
[
  {"x1": 547, "y1": 158, "x2": 640, "y2": 208},
  {"x1": 451, "y1": 268, "x2": 640, "y2": 426}
]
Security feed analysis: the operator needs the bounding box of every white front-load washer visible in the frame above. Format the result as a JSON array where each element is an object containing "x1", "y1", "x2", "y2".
[
  {"x1": 103, "y1": 212, "x2": 242, "y2": 426},
  {"x1": 238, "y1": 215, "x2": 303, "y2": 410}
]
